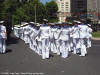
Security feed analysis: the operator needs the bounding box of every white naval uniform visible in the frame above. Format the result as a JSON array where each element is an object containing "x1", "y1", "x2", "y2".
[
  {"x1": 18, "y1": 27, "x2": 23, "y2": 39},
  {"x1": 69, "y1": 26, "x2": 74, "y2": 52},
  {"x1": 28, "y1": 27, "x2": 35, "y2": 50},
  {"x1": 39, "y1": 26, "x2": 51, "y2": 59},
  {"x1": 55, "y1": 27, "x2": 62, "y2": 55},
  {"x1": 14, "y1": 26, "x2": 20, "y2": 38},
  {"x1": 50, "y1": 27, "x2": 57, "y2": 53},
  {"x1": 0, "y1": 25, "x2": 6, "y2": 53},
  {"x1": 20, "y1": 26, "x2": 25, "y2": 40},
  {"x1": 35, "y1": 28, "x2": 42, "y2": 55},
  {"x1": 87, "y1": 27, "x2": 92, "y2": 48},
  {"x1": 72, "y1": 25, "x2": 80, "y2": 54},
  {"x1": 78, "y1": 24, "x2": 88, "y2": 56},
  {"x1": 24, "y1": 25, "x2": 30, "y2": 44},
  {"x1": 59, "y1": 26, "x2": 70, "y2": 58},
  {"x1": 30, "y1": 27, "x2": 39, "y2": 52}
]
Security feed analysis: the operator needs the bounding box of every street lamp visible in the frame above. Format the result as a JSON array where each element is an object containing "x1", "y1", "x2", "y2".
[
  {"x1": 96, "y1": 0, "x2": 99, "y2": 20},
  {"x1": 35, "y1": 4, "x2": 37, "y2": 24}
]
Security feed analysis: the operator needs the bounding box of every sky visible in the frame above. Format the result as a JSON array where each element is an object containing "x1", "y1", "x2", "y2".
[{"x1": 40, "y1": 0, "x2": 51, "y2": 4}]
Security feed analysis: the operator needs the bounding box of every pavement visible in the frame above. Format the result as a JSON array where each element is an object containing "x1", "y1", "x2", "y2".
[
  {"x1": 92, "y1": 37, "x2": 100, "y2": 40},
  {"x1": 0, "y1": 34, "x2": 100, "y2": 75}
]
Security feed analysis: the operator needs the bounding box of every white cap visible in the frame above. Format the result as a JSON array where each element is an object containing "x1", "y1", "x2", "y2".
[
  {"x1": 74, "y1": 20, "x2": 81, "y2": 24},
  {"x1": 36, "y1": 23, "x2": 39, "y2": 25},
  {"x1": 0, "y1": 21, "x2": 4, "y2": 23},
  {"x1": 87, "y1": 24, "x2": 91, "y2": 26},
  {"x1": 50, "y1": 23, "x2": 55, "y2": 26},
  {"x1": 68, "y1": 22, "x2": 72, "y2": 25},
  {"x1": 73, "y1": 20, "x2": 78, "y2": 23},
  {"x1": 30, "y1": 22, "x2": 35, "y2": 24},
  {"x1": 36, "y1": 24, "x2": 41, "y2": 27},
  {"x1": 43, "y1": 19, "x2": 48, "y2": 22},
  {"x1": 77, "y1": 21, "x2": 81, "y2": 24},
  {"x1": 25, "y1": 23, "x2": 29, "y2": 25}
]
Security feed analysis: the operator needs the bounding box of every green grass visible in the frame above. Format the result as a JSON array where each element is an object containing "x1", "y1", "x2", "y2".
[{"x1": 92, "y1": 32, "x2": 100, "y2": 37}]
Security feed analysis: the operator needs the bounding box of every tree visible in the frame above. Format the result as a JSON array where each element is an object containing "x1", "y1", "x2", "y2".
[
  {"x1": 0, "y1": 0, "x2": 5, "y2": 20},
  {"x1": 3, "y1": 0, "x2": 57, "y2": 24},
  {"x1": 45, "y1": 0, "x2": 58, "y2": 22}
]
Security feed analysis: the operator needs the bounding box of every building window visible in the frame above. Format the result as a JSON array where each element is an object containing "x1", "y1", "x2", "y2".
[{"x1": 66, "y1": 2, "x2": 68, "y2": 4}]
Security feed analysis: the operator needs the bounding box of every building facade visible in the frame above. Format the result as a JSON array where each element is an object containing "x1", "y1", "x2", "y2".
[
  {"x1": 56, "y1": 0, "x2": 71, "y2": 23},
  {"x1": 87, "y1": 0, "x2": 100, "y2": 21},
  {"x1": 71, "y1": 0, "x2": 87, "y2": 15},
  {"x1": 56, "y1": 0, "x2": 87, "y2": 23}
]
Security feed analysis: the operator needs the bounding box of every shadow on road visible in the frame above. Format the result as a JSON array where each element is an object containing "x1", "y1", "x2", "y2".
[
  {"x1": 6, "y1": 32, "x2": 19, "y2": 46},
  {"x1": 6, "y1": 49, "x2": 12, "y2": 53},
  {"x1": 6, "y1": 37, "x2": 19, "y2": 46}
]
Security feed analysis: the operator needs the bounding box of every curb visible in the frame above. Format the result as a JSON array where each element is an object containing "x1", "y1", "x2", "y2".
[{"x1": 92, "y1": 37, "x2": 100, "y2": 40}]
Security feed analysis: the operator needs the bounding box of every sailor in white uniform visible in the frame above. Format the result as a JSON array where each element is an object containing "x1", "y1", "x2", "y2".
[
  {"x1": 50, "y1": 24, "x2": 57, "y2": 54},
  {"x1": 23, "y1": 23, "x2": 30, "y2": 44},
  {"x1": 14, "y1": 25, "x2": 20, "y2": 38},
  {"x1": 35, "y1": 24, "x2": 42, "y2": 55},
  {"x1": 0, "y1": 21, "x2": 7, "y2": 54},
  {"x1": 28, "y1": 22, "x2": 36, "y2": 50},
  {"x1": 67, "y1": 22, "x2": 73, "y2": 52},
  {"x1": 78, "y1": 22, "x2": 88, "y2": 56},
  {"x1": 87, "y1": 24, "x2": 92, "y2": 48},
  {"x1": 39, "y1": 19, "x2": 51, "y2": 59},
  {"x1": 72, "y1": 22, "x2": 80, "y2": 54},
  {"x1": 55, "y1": 25, "x2": 62, "y2": 55},
  {"x1": 59, "y1": 25, "x2": 70, "y2": 58}
]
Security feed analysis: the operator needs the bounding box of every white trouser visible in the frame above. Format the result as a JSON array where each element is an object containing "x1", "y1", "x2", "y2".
[
  {"x1": 14, "y1": 29, "x2": 19, "y2": 38},
  {"x1": 24, "y1": 34, "x2": 30, "y2": 44},
  {"x1": 80, "y1": 38, "x2": 87, "y2": 56},
  {"x1": 18, "y1": 32, "x2": 23, "y2": 39},
  {"x1": 42, "y1": 38, "x2": 50, "y2": 59},
  {"x1": 87, "y1": 38, "x2": 91, "y2": 48},
  {"x1": 73, "y1": 38, "x2": 80, "y2": 54},
  {"x1": 69, "y1": 37, "x2": 74, "y2": 52},
  {"x1": 56, "y1": 40, "x2": 61, "y2": 55},
  {"x1": 61, "y1": 40, "x2": 69, "y2": 58},
  {"x1": 0, "y1": 38, "x2": 6, "y2": 53},
  {"x1": 29, "y1": 36, "x2": 34, "y2": 50},
  {"x1": 20, "y1": 32, "x2": 24, "y2": 40},
  {"x1": 37, "y1": 41, "x2": 42, "y2": 55},
  {"x1": 50, "y1": 39, "x2": 57, "y2": 53}
]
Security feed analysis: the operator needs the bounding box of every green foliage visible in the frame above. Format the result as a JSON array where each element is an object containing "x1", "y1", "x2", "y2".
[
  {"x1": 0, "y1": 0, "x2": 5, "y2": 20},
  {"x1": 93, "y1": 32, "x2": 100, "y2": 37},
  {"x1": 1, "y1": 0, "x2": 58, "y2": 24},
  {"x1": 45, "y1": 0, "x2": 58, "y2": 22}
]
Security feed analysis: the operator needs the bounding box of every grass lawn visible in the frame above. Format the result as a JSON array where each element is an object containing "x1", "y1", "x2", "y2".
[{"x1": 92, "y1": 32, "x2": 100, "y2": 37}]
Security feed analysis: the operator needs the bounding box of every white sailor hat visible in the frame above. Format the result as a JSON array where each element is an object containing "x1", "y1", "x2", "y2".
[
  {"x1": 36, "y1": 23, "x2": 39, "y2": 25},
  {"x1": 30, "y1": 22, "x2": 35, "y2": 24},
  {"x1": 43, "y1": 19, "x2": 48, "y2": 22},
  {"x1": 21, "y1": 22, "x2": 29, "y2": 26},
  {"x1": 50, "y1": 23, "x2": 55, "y2": 26},
  {"x1": 73, "y1": 20, "x2": 78, "y2": 23},
  {"x1": 0, "y1": 21, "x2": 4, "y2": 23},
  {"x1": 68, "y1": 22, "x2": 72, "y2": 25},
  {"x1": 25, "y1": 23, "x2": 29, "y2": 25},
  {"x1": 36, "y1": 24, "x2": 41, "y2": 27},
  {"x1": 87, "y1": 24, "x2": 91, "y2": 26},
  {"x1": 77, "y1": 21, "x2": 81, "y2": 24}
]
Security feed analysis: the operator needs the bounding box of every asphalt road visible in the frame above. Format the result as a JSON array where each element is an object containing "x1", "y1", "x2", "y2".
[{"x1": 0, "y1": 34, "x2": 100, "y2": 75}]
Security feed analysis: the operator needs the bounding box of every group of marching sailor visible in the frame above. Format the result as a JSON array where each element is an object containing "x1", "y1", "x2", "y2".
[{"x1": 14, "y1": 19, "x2": 93, "y2": 59}]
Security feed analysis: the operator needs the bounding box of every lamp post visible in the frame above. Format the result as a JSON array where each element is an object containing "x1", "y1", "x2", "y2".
[
  {"x1": 96, "y1": 0, "x2": 99, "y2": 20},
  {"x1": 35, "y1": 4, "x2": 37, "y2": 24}
]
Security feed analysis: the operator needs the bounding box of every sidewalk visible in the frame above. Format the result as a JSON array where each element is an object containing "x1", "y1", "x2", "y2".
[{"x1": 92, "y1": 37, "x2": 100, "y2": 40}]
